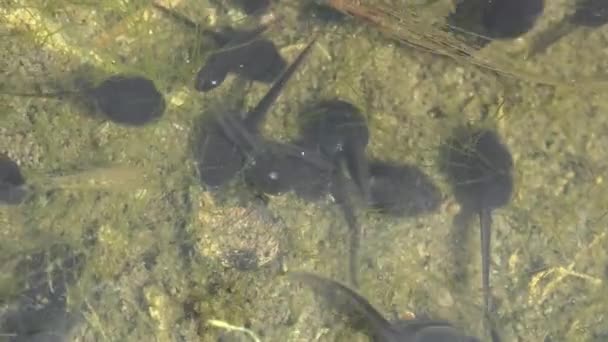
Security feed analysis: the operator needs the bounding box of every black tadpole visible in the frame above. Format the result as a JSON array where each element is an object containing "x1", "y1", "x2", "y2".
[
  {"x1": 1, "y1": 75, "x2": 165, "y2": 126},
  {"x1": 440, "y1": 128, "x2": 513, "y2": 316},
  {"x1": 528, "y1": 0, "x2": 608, "y2": 57},
  {"x1": 290, "y1": 272, "x2": 481, "y2": 342}
]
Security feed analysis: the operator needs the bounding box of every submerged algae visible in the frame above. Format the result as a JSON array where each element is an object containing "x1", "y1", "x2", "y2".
[{"x1": 0, "y1": 0, "x2": 608, "y2": 341}]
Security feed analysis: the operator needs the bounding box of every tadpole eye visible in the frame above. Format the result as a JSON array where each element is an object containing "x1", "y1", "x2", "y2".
[{"x1": 268, "y1": 171, "x2": 279, "y2": 181}]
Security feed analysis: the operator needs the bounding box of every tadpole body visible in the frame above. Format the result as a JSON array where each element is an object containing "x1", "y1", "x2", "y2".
[
  {"x1": 291, "y1": 272, "x2": 480, "y2": 342},
  {"x1": 0, "y1": 154, "x2": 27, "y2": 205},
  {"x1": 440, "y1": 128, "x2": 513, "y2": 314},
  {"x1": 90, "y1": 75, "x2": 166, "y2": 126},
  {"x1": 195, "y1": 37, "x2": 316, "y2": 188}
]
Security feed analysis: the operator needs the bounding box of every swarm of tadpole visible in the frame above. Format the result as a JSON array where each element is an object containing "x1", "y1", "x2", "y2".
[{"x1": 189, "y1": 13, "x2": 444, "y2": 288}]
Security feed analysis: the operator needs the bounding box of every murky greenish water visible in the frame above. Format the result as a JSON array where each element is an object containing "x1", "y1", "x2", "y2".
[{"x1": 1, "y1": 1, "x2": 607, "y2": 341}]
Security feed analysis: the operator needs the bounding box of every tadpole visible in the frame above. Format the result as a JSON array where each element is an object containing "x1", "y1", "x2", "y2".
[
  {"x1": 291, "y1": 272, "x2": 481, "y2": 342},
  {"x1": 194, "y1": 37, "x2": 317, "y2": 188},
  {"x1": 440, "y1": 128, "x2": 514, "y2": 315},
  {"x1": 1, "y1": 74, "x2": 166, "y2": 126}
]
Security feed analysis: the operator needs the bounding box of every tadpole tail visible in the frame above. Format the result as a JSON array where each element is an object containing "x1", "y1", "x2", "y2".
[
  {"x1": 331, "y1": 165, "x2": 361, "y2": 288},
  {"x1": 289, "y1": 272, "x2": 394, "y2": 339},
  {"x1": 345, "y1": 144, "x2": 371, "y2": 203},
  {"x1": 0, "y1": 90, "x2": 76, "y2": 99},
  {"x1": 479, "y1": 207, "x2": 493, "y2": 314},
  {"x1": 244, "y1": 35, "x2": 318, "y2": 130},
  {"x1": 526, "y1": 20, "x2": 573, "y2": 59}
]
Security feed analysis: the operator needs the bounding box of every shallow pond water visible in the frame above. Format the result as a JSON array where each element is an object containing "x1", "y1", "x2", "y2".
[{"x1": 1, "y1": 1, "x2": 607, "y2": 341}]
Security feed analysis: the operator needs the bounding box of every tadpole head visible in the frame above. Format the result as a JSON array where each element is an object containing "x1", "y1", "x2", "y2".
[
  {"x1": 440, "y1": 127, "x2": 514, "y2": 212},
  {"x1": 195, "y1": 55, "x2": 228, "y2": 92},
  {"x1": 92, "y1": 75, "x2": 165, "y2": 126},
  {"x1": 0, "y1": 154, "x2": 27, "y2": 205}
]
